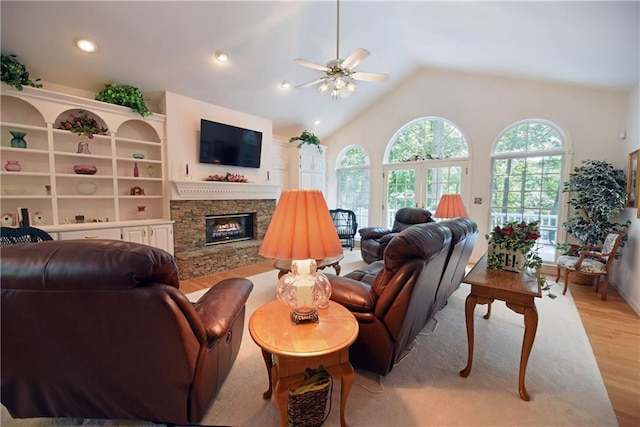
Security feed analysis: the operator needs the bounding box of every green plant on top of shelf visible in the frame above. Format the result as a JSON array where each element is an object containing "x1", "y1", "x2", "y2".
[
  {"x1": 95, "y1": 83, "x2": 152, "y2": 117},
  {"x1": 58, "y1": 110, "x2": 108, "y2": 139},
  {"x1": 289, "y1": 129, "x2": 322, "y2": 153},
  {"x1": 1, "y1": 53, "x2": 42, "y2": 91}
]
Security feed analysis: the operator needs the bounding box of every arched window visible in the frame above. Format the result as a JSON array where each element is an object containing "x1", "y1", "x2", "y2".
[
  {"x1": 490, "y1": 120, "x2": 566, "y2": 263},
  {"x1": 336, "y1": 145, "x2": 370, "y2": 229},
  {"x1": 383, "y1": 117, "x2": 469, "y2": 225}
]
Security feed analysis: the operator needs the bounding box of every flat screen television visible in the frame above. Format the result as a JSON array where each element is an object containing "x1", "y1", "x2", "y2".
[{"x1": 199, "y1": 119, "x2": 262, "y2": 168}]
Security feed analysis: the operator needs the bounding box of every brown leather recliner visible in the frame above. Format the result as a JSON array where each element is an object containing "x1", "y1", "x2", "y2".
[
  {"x1": 0, "y1": 239, "x2": 253, "y2": 425},
  {"x1": 358, "y1": 207, "x2": 434, "y2": 264},
  {"x1": 327, "y1": 221, "x2": 452, "y2": 376},
  {"x1": 434, "y1": 218, "x2": 478, "y2": 312}
]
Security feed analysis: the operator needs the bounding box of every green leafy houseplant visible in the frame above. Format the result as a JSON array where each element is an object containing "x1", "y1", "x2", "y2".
[
  {"x1": 290, "y1": 129, "x2": 322, "y2": 153},
  {"x1": 1, "y1": 53, "x2": 42, "y2": 91},
  {"x1": 560, "y1": 160, "x2": 629, "y2": 249},
  {"x1": 95, "y1": 83, "x2": 151, "y2": 117}
]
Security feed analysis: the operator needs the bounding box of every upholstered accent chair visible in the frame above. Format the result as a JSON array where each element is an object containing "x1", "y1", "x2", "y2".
[
  {"x1": 555, "y1": 232, "x2": 623, "y2": 301},
  {"x1": 0, "y1": 226, "x2": 53, "y2": 246},
  {"x1": 330, "y1": 208, "x2": 358, "y2": 250}
]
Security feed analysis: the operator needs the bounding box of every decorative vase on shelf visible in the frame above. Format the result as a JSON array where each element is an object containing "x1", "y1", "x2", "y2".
[
  {"x1": 77, "y1": 139, "x2": 91, "y2": 154},
  {"x1": 10, "y1": 131, "x2": 27, "y2": 149},
  {"x1": 136, "y1": 206, "x2": 147, "y2": 219},
  {"x1": 5, "y1": 160, "x2": 22, "y2": 172}
]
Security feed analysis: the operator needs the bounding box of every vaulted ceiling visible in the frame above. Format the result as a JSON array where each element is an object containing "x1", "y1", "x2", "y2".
[{"x1": 2, "y1": 1, "x2": 638, "y2": 138}]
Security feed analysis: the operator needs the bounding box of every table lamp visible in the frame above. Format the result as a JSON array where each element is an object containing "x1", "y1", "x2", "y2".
[
  {"x1": 259, "y1": 190, "x2": 343, "y2": 324},
  {"x1": 434, "y1": 194, "x2": 468, "y2": 219}
]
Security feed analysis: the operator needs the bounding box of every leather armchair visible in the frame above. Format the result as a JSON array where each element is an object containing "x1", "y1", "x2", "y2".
[
  {"x1": 359, "y1": 207, "x2": 434, "y2": 263},
  {"x1": 433, "y1": 218, "x2": 478, "y2": 312},
  {"x1": 327, "y1": 222, "x2": 452, "y2": 376},
  {"x1": 1, "y1": 240, "x2": 253, "y2": 425}
]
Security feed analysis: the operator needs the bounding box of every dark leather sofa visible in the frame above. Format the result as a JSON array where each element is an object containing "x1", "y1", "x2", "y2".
[
  {"x1": 358, "y1": 207, "x2": 434, "y2": 263},
  {"x1": 0, "y1": 239, "x2": 253, "y2": 425},
  {"x1": 327, "y1": 218, "x2": 477, "y2": 376}
]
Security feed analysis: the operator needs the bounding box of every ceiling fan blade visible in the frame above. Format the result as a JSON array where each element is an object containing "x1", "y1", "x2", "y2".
[
  {"x1": 351, "y1": 71, "x2": 390, "y2": 82},
  {"x1": 293, "y1": 58, "x2": 328, "y2": 71},
  {"x1": 295, "y1": 78, "x2": 326, "y2": 89},
  {"x1": 340, "y1": 48, "x2": 370, "y2": 70}
]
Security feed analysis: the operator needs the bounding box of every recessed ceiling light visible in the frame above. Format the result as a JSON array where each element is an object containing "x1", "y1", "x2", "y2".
[
  {"x1": 281, "y1": 81, "x2": 292, "y2": 89},
  {"x1": 313, "y1": 120, "x2": 321, "y2": 126},
  {"x1": 215, "y1": 50, "x2": 229, "y2": 62},
  {"x1": 76, "y1": 39, "x2": 96, "y2": 53}
]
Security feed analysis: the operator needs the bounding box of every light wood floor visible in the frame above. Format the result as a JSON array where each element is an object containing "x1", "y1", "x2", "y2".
[{"x1": 180, "y1": 260, "x2": 640, "y2": 426}]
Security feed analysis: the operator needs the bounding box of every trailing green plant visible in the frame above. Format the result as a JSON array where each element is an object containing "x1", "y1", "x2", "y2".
[
  {"x1": 289, "y1": 129, "x2": 322, "y2": 153},
  {"x1": 560, "y1": 160, "x2": 629, "y2": 249},
  {"x1": 95, "y1": 83, "x2": 151, "y2": 117},
  {"x1": 1, "y1": 53, "x2": 42, "y2": 91}
]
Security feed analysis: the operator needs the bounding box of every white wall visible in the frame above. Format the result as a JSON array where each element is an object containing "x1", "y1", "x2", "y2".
[
  {"x1": 161, "y1": 91, "x2": 273, "y2": 198},
  {"x1": 614, "y1": 84, "x2": 640, "y2": 313},
  {"x1": 323, "y1": 68, "x2": 629, "y2": 265}
]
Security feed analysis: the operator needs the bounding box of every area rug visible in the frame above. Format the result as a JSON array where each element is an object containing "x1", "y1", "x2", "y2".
[{"x1": 1, "y1": 255, "x2": 618, "y2": 426}]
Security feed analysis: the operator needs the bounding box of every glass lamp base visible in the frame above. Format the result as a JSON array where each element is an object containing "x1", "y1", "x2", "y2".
[{"x1": 290, "y1": 309, "x2": 319, "y2": 324}]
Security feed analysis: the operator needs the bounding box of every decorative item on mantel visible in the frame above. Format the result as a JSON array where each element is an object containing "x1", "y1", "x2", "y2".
[
  {"x1": 486, "y1": 220, "x2": 555, "y2": 298},
  {"x1": 206, "y1": 173, "x2": 248, "y2": 183},
  {"x1": 9, "y1": 131, "x2": 27, "y2": 148}
]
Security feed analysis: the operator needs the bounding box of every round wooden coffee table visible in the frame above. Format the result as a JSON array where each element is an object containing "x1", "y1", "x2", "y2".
[
  {"x1": 273, "y1": 254, "x2": 344, "y2": 279},
  {"x1": 249, "y1": 299, "x2": 358, "y2": 427}
]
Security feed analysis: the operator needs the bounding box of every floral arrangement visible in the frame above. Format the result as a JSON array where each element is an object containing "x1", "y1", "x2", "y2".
[
  {"x1": 486, "y1": 220, "x2": 555, "y2": 298},
  {"x1": 58, "y1": 110, "x2": 108, "y2": 138},
  {"x1": 206, "y1": 173, "x2": 248, "y2": 183}
]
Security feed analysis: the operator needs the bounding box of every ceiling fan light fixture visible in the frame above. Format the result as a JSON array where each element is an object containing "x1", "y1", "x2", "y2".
[
  {"x1": 292, "y1": 0, "x2": 388, "y2": 100},
  {"x1": 281, "y1": 80, "x2": 292, "y2": 89},
  {"x1": 318, "y1": 81, "x2": 331, "y2": 94}
]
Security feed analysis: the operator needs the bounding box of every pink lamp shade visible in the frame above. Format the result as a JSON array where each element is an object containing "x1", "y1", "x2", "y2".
[
  {"x1": 259, "y1": 189, "x2": 343, "y2": 260},
  {"x1": 259, "y1": 190, "x2": 343, "y2": 324},
  {"x1": 434, "y1": 194, "x2": 468, "y2": 219}
]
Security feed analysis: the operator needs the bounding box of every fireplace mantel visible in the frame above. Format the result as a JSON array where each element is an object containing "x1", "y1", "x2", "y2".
[{"x1": 172, "y1": 181, "x2": 281, "y2": 200}]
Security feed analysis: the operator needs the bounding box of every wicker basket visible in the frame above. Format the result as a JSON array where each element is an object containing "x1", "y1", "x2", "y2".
[
  {"x1": 488, "y1": 245, "x2": 527, "y2": 272},
  {"x1": 287, "y1": 366, "x2": 332, "y2": 427}
]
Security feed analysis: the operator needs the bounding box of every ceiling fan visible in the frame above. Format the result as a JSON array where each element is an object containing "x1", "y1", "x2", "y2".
[{"x1": 293, "y1": 0, "x2": 390, "y2": 99}]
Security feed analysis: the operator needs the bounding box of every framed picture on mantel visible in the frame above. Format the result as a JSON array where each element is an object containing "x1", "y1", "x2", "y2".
[{"x1": 627, "y1": 149, "x2": 639, "y2": 213}]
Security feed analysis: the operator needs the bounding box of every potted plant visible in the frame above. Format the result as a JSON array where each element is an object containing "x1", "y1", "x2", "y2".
[
  {"x1": 561, "y1": 160, "x2": 629, "y2": 247},
  {"x1": 1, "y1": 53, "x2": 42, "y2": 91},
  {"x1": 486, "y1": 220, "x2": 555, "y2": 297},
  {"x1": 290, "y1": 129, "x2": 322, "y2": 153},
  {"x1": 95, "y1": 83, "x2": 151, "y2": 117}
]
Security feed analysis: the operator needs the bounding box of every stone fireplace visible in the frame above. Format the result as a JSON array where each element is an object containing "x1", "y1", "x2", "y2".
[
  {"x1": 170, "y1": 181, "x2": 279, "y2": 280},
  {"x1": 205, "y1": 213, "x2": 255, "y2": 245}
]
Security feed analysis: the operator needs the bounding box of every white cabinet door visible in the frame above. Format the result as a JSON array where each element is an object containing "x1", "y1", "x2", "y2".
[
  {"x1": 150, "y1": 224, "x2": 174, "y2": 255},
  {"x1": 122, "y1": 226, "x2": 149, "y2": 245},
  {"x1": 298, "y1": 145, "x2": 326, "y2": 193}
]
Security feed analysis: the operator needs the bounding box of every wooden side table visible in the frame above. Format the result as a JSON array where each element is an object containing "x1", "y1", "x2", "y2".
[
  {"x1": 249, "y1": 300, "x2": 359, "y2": 427},
  {"x1": 273, "y1": 254, "x2": 344, "y2": 279},
  {"x1": 460, "y1": 254, "x2": 541, "y2": 401}
]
